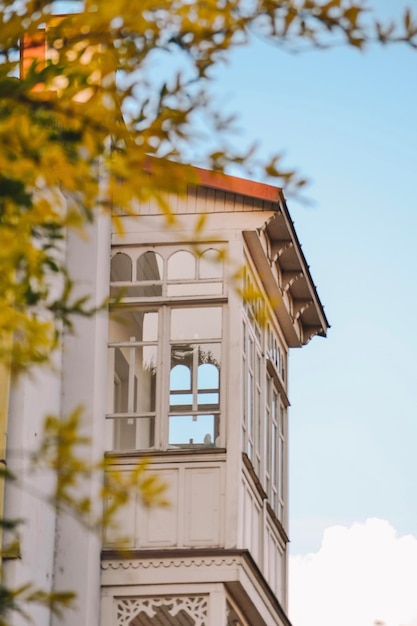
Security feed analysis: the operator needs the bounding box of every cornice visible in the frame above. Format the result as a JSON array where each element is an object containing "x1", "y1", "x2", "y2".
[{"x1": 101, "y1": 554, "x2": 240, "y2": 572}]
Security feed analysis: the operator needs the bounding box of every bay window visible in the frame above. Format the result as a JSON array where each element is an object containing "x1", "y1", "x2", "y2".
[{"x1": 241, "y1": 266, "x2": 288, "y2": 522}]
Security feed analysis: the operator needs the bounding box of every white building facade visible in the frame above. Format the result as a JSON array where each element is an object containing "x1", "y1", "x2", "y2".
[
  {"x1": 4, "y1": 167, "x2": 328, "y2": 626},
  {"x1": 100, "y1": 169, "x2": 328, "y2": 626}
]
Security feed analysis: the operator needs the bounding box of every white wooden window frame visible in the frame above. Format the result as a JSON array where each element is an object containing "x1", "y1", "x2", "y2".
[
  {"x1": 107, "y1": 245, "x2": 226, "y2": 452},
  {"x1": 241, "y1": 262, "x2": 288, "y2": 522}
]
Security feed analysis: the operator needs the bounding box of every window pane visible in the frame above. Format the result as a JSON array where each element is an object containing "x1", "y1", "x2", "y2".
[
  {"x1": 272, "y1": 423, "x2": 277, "y2": 481},
  {"x1": 143, "y1": 315, "x2": 158, "y2": 342},
  {"x1": 113, "y1": 416, "x2": 154, "y2": 451},
  {"x1": 170, "y1": 393, "x2": 193, "y2": 408},
  {"x1": 137, "y1": 251, "x2": 163, "y2": 281},
  {"x1": 248, "y1": 336, "x2": 254, "y2": 368},
  {"x1": 169, "y1": 414, "x2": 217, "y2": 446},
  {"x1": 170, "y1": 345, "x2": 221, "y2": 412},
  {"x1": 136, "y1": 252, "x2": 163, "y2": 296},
  {"x1": 170, "y1": 363, "x2": 192, "y2": 408},
  {"x1": 265, "y1": 377, "x2": 272, "y2": 470},
  {"x1": 198, "y1": 392, "x2": 219, "y2": 405},
  {"x1": 170, "y1": 363, "x2": 191, "y2": 391},
  {"x1": 114, "y1": 417, "x2": 136, "y2": 450},
  {"x1": 247, "y1": 371, "x2": 253, "y2": 438},
  {"x1": 113, "y1": 345, "x2": 157, "y2": 413},
  {"x1": 256, "y1": 388, "x2": 261, "y2": 450},
  {"x1": 198, "y1": 363, "x2": 219, "y2": 390},
  {"x1": 111, "y1": 253, "x2": 132, "y2": 282},
  {"x1": 108, "y1": 343, "x2": 157, "y2": 416},
  {"x1": 112, "y1": 347, "x2": 128, "y2": 413},
  {"x1": 198, "y1": 343, "x2": 221, "y2": 368},
  {"x1": 170, "y1": 348, "x2": 193, "y2": 410},
  {"x1": 171, "y1": 308, "x2": 222, "y2": 340},
  {"x1": 167, "y1": 250, "x2": 195, "y2": 279},
  {"x1": 199, "y1": 249, "x2": 223, "y2": 279},
  {"x1": 109, "y1": 310, "x2": 158, "y2": 342},
  {"x1": 279, "y1": 436, "x2": 284, "y2": 499},
  {"x1": 136, "y1": 346, "x2": 157, "y2": 412},
  {"x1": 198, "y1": 363, "x2": 219, "y2": 405}
]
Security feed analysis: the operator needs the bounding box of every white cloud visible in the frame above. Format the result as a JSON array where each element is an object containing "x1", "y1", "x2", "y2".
[{"x1": 289, "y1": 518, "x2": 417, "y2": 626}]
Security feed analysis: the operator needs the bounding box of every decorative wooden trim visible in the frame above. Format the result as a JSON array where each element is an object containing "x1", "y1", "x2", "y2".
[
  {"x1": 102, "y1": 555, "x2": 241, "y2": 572},
  {"x1": 115, "y1": 595, "x2": 208, "y2": 626},
  {"x1": 269, "y1": 240, "x2": 293, "y2": 262},
  {"x1": 102, "y1": 548, "x2": 292, "y2": 626}
]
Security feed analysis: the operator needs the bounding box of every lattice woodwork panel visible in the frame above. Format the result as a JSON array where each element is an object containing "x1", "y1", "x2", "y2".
[{"x1": 116, "y1": 596, "x2": 208, "y2": 626}]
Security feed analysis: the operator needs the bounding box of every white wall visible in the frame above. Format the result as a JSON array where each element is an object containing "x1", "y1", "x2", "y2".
[
  {"x1": 51, "y1": 210, "x2": 111, "y2": 626},
  {"x1": 4, "y1": 363, "x2": 62, "y2": 626}
]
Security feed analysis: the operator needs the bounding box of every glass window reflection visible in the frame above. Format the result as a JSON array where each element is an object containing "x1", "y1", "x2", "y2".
[{"x1": 169, "y1": 414, "x2": 217, "y2": 446}]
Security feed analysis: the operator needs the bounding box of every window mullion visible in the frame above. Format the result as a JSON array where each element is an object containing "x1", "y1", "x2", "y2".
[
  {"x1": 161, "y1": 305, "x2": 169, "y2": 448},
  {"x1": 127, "y1": 342, "x2": 136, "y2": 413},
  {"x1": 192, "y1": 344, "x2": 198, "y2": 412}
]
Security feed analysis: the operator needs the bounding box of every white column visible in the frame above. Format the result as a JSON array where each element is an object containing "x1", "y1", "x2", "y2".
[
  {"x1": 225, "y1": 236, "x2": 246, "y2": 550},
  {"x1": 100, "y1": 593, "x2": 114, "y2": 626},
  {"x1": 51, "y1": 208, "x2": 111, "y2": 626},
  {"x1": 209, "y1": 584, "x2": 228, "y2": 626}
]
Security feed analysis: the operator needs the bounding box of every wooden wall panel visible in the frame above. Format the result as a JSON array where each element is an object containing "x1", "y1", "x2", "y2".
[
  {"x1": 103, "y1": 472, "x2": 137, "y2": 548},
  {"x1": 104, "y1": 463, "x2": 224, "y2": 550},
  {"x1": 139, "y1": 469, "x2": 179, "y2": 547},
  {"x1": 184, "y1": 467, "x2": 221, "y2": 546}
]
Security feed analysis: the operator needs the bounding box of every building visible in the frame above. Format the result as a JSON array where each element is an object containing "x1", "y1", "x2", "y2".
[
  {"x1": 4, "y1": 164, "x2": 328, "y2": 625},
  {"x1": 3, "y1": 20, "x2": 329, "y2": 625}
]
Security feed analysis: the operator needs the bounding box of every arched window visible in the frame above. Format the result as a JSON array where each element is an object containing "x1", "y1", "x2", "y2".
[
  {"x1": 111, "y1": 252, "x2": 132, "y2": 282},
  {"x1": 137, "y1": 251, "x2": 163, "y2": 282},
  {"x1": 197, "y1": 363, "x2": 219, "y2": 407},
  {"x1": 136, "y1": 251, "x2": 163, "y2": 296},
  {"x1": 167, "y1": 250, "x2": 195, "y2": 280},
  {"x1": 170, "y1": 364, "x2": 192, "y2": 409},
  {"x1": 199, "y1": 248, "x2": 223, "y2": 279}
]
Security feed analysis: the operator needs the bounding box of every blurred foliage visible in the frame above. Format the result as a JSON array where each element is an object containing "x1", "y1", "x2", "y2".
[
  {"x1": 31, "y1": 408, "x2": 168, "y2": 530},
  {"x1": 0, "y1": 583, "x2": 75, "y2": 626}
]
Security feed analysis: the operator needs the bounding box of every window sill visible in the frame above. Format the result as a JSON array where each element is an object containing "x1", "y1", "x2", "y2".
[{"x1": 104, "y1": 447, "x2": 227, "y2": 464}]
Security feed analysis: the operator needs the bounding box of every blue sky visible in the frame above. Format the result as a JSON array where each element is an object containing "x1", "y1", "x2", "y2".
[{"x1": 209, "y1": 1, "x2": 417, "y2": 557}]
